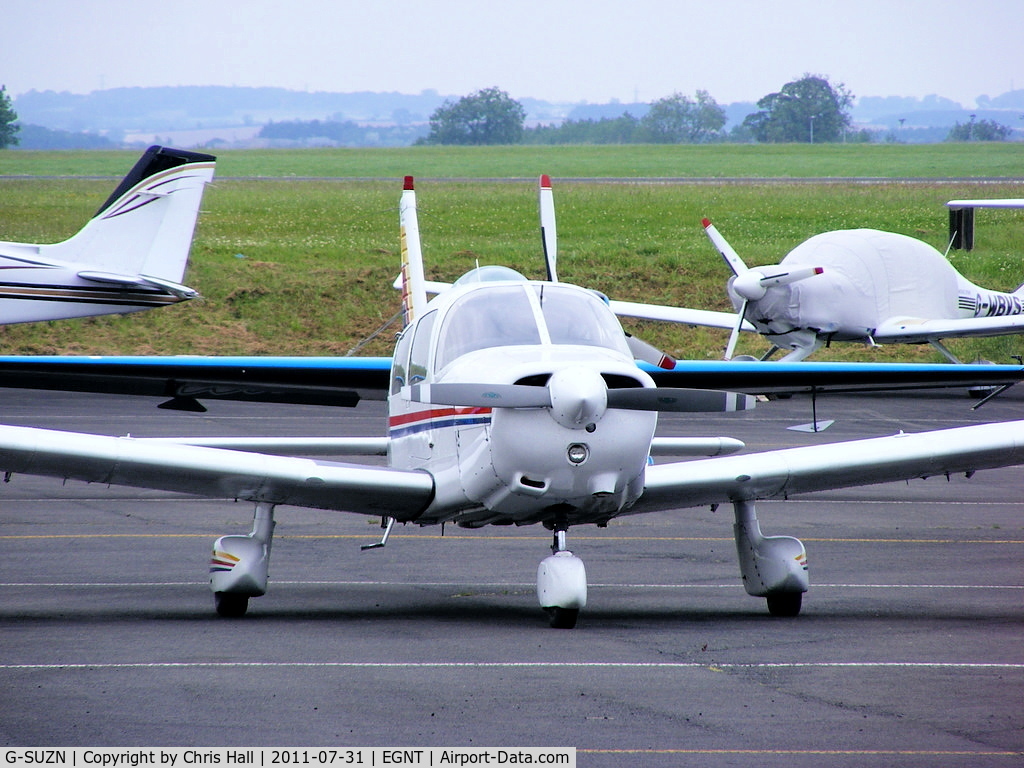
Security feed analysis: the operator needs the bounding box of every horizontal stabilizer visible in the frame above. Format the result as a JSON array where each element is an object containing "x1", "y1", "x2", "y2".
[{"x1": 77, "y1": 271, "x2": 198, "y2": 298}]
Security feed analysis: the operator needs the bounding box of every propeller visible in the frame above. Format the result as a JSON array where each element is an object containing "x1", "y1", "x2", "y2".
[
  {"x1": 405, "y1": 378, "x2": 754, "y2": 415},
  {"x1": 541, "y1": 175, "x2": 675, "y2": 370},
  {"x1": 539, "y1": 174, "x2": 558, "y2": 282},
  {"x1": 702, "y1": 218, "x2": 823, "y2": 360}
]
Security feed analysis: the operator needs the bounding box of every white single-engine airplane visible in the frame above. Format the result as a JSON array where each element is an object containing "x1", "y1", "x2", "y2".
[
  {"x1": 694, "y1": 219, "x2": 1024, "y2": 363},
  {"x1": 1, "y1": 177, "x2": 1024, "y2": 628},
  {"x1": 0, "y1": 145, "x2": 214, "y2": 324}
]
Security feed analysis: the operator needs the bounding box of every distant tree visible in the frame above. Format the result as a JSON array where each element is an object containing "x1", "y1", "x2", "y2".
[
  {"x1": 743, "y1": 74, "x2": 853, "y2": 143},
  {"x1": 420, "y1": 87, "x2": 526, "y2": 145},
  {"x1": 0, "y1": 86, "x2": 20, "y2": 148},
  {"x1": 640, "y1": 91, "x2": 726, "y2": 143},
  {"x1": 14, "y1": 124, "x2": 115, "y2": 150},
  {"x1": 945, "y1": 118, "x2": 1012, "y2": 142},
  {"x1": 523, "y1": 114, "x2": 641, "y2": 144}
]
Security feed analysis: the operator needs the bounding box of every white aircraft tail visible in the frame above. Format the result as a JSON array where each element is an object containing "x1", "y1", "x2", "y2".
[
  {"x1": 399, "y1": 176, "x2": 428, "y2": 326},
  {"x1": 8, "y1": 146, "x2": 215, "y2": 289}
]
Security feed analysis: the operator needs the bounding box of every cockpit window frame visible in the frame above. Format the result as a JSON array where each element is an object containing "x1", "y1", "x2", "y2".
[{"x1": 433, "y1": 282, "x2": 631, "y2": 372}]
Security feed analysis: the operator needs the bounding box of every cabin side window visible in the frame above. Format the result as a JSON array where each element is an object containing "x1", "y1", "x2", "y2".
[
  {"x1": 390, "y1": 327, "x2": 413, "y2": 395},
  {"x1": 408, "y1": 310, "x2": 437, "y2": 384}
]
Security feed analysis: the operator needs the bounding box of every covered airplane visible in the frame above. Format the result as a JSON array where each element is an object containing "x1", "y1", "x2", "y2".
[
  {"x1": 702, "y1": 220, "x2": 1024, "y2": 363},
  {"x1": 0, "y1": 178, "x2": 1024, "y2": 629},
  {"x1": 0, "y1": 145, "x2": 214, "y2": 324}
]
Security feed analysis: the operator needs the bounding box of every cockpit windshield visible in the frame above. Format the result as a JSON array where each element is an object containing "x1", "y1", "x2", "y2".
[
  {"x1": 435, "y1": 282, "x2": 630, "y2": 370},
  {"x1": 535, "y1": 284, "x2": 630, "y2": 355},
  {"x1": 436, "y1": 285, "x2": 541, "y2": 370}
]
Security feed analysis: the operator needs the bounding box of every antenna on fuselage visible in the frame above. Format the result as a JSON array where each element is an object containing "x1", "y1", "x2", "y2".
[{"x1": 399, "y1": 176, "x2": 427, "y2": 325}]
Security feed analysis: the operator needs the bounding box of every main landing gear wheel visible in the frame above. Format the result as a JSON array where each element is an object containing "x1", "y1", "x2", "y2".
[
  {"x1": 766, "y1": 592, "x2": 802, "y2": 617},
  {"x1": 214, "y1": 592, "x2": 249, "y2": 618},
  {"x1": 546, "y1": 607, "x2": 579, "y2": 630}
]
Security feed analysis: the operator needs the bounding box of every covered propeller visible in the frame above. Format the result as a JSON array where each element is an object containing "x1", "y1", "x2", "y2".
[{"x1": 702, "y1": 218, "x2": 824, "y2": 360}]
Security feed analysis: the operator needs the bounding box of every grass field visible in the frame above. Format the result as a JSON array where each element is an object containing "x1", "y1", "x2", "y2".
[
  {"x1": 0, "y1": 145, "x2": 1022, "y2": 363},
  {"x1": 3, "y1": 142, "x2": 1024, "y2": 179}
]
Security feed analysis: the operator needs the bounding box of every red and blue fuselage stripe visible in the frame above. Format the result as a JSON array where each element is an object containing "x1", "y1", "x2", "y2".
[{"x1": 389, "y1": 407, "x2": 492, "y2": 438}]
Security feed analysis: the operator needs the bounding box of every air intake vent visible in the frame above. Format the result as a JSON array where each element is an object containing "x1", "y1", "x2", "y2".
[
  {"x1": 601, "y1": 373, "x2": 644, "y2": 389},
  {"x1": 514, "y1": 373, "x2": 551, "y2": 387}
]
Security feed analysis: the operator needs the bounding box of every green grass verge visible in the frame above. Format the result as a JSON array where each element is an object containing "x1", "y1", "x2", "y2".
[
  {"x1": 3, "y1": 142, "x2": 1024, "y2": 179},
  {"x1": 0, "y1": 146, "x2": 1022, "y2": 364}
]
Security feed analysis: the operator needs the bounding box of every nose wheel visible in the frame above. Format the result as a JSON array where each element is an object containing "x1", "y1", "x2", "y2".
[{"x1": 537, "y1": 528, "x2": 587, "y2": 628}]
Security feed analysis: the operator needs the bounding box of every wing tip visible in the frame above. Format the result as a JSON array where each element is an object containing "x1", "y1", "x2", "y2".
[
  {"x1": 540, "y1": 174, "x2": 552, "y2": 188},
  {"x1": 701, "y1": 217, "x2": 712, "y2": 228},
  {"x1": 403, "y1": 175, "x2": 415, "y2": 191}
]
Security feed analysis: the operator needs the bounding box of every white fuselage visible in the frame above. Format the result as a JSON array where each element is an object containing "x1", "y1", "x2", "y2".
[{"x1": 387, "y1": 276, "x2": 658, "y2": 529}]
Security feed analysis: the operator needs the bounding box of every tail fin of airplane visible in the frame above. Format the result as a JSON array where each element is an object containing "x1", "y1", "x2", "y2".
[
  {"x1": 399, "y1": 176, "x2": 427, "y2": 326},
  {"x1": 14, "y1": 146, "x2": 215, "y2": 290}
]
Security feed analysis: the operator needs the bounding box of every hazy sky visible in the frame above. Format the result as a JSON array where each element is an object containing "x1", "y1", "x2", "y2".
[{"x1": 3, "y1": 0, "x2": 1021, "y2": 106}]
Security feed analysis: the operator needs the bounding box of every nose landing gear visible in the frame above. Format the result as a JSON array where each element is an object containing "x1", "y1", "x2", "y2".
[{"x1": 537, "y1": 527, "x2": 587, "y2": 628}]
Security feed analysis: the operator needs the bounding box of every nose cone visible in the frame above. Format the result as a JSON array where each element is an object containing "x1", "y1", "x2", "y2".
[
  {"x1": 732, "y1": 270, "x2": 767, "y2": 301},
  {"x1": 547, "y1": 367, "x2": 607, "y2": 429}
]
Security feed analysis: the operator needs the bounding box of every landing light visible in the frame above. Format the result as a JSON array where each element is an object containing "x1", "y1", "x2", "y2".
[{"x1": 567, "y1": 443, "x2": 589, "y2": 465}]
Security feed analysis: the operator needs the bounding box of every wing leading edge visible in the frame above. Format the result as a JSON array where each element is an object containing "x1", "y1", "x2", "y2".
[
  {"x1": 0, "y1": 419, "x2": 1022, "y2": 525},
  {"x1": 636, "y1": 420, "x2": 1024, "y2": 514},
  {"x1": 0, "y1": 356, "x2": 1021, "y2": 409},
  {"x1": 0, "y1": 424, "x2": 433, "y2": 519}
]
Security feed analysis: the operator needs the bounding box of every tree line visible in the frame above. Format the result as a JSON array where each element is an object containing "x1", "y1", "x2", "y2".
[
  {"x1": 417, "y1": 77, "x2": 860, "y2": 145},
  {"x1": 0, "y1": 78, "x2": 1017, "y2": 150},
  {"x1": 415, "y1": 76, "x2": 1012, "y2": 146}
]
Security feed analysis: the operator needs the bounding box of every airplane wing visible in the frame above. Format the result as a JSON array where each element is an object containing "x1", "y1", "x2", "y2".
[
  {"x1": 642, "y1": 359, "x2": 1024, "y2": 394},
  {"x1": 0, "y1": 355, "x2": 1022, "y2": 408},
  {"x1": 634, "y1": 419, "x2": 1024, "y2": 515},
  {"x1": 0, "y1": 424, "x2": 432, "y2": 518},
  {"x1": 608, "y1": 299, "x2": 753, "y2": 331},
  {"x1": 873, "y1": 315, "x2": 1024, "y2": 344},
  {"x1": 946, "y1": 199, "x2": 1024, "y2": 209},
  {"x1": 0, "y1": 355, "x2": 392, "y2": 410},
  {"x1": 0, "y1": 419, "x2": 1020, "y2": 525}
]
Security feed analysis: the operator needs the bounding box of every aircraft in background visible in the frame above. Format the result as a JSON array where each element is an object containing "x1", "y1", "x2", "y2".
[
  {"x1": 1, "y1": 178, "x2": 1024, "y2": 628},
  {"x1": 404, "y1": 180, "x2": 1024, "y2": 368},
  {"x1": 0, "y1": 145, "x2": 214, "y2": 324},
  {"x1": 946, "y1": 198, "x2": 1024, "y2": 251},
  {"x1": 698, "y1": 220, "x2": 1024, "y2": 363}
]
